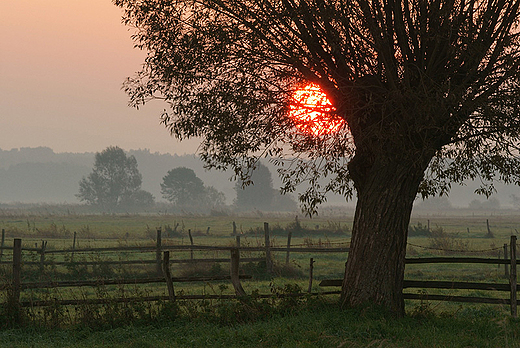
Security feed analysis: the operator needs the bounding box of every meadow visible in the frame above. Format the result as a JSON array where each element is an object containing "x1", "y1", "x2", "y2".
[{"x1": 0, "y1": 209, "x2": 519, "y2": 347}]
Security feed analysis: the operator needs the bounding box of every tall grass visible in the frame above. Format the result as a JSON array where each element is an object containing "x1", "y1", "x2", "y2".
[{"x1": 0, "y1": 298, "x2": 518, "y2": 347}]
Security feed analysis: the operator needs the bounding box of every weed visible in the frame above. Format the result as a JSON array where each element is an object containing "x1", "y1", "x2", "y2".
[
  {"x1": 428, "y1": 226, "x2": 469, "y2": 254},
  {"x1": 408, "y1": 222, "x2": 431, "y2": 237}
]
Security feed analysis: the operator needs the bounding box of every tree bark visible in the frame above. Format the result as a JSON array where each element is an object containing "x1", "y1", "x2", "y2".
[{"x1": 341, "y1": 154, "x2": 430, "y2": 316}]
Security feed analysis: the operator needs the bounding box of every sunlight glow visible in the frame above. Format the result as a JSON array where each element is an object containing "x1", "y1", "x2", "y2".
[{"x1": 289, "y1": 83, "x2": 344, "y2": 136}]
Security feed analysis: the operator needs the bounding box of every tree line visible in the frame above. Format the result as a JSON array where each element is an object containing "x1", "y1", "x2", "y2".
[{"x1": 76, "y1": 146, "x2": 296, "y2": 213}]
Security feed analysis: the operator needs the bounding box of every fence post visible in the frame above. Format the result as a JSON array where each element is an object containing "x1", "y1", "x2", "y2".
[
  {"x1": 188, "y1": 229, "x2": 194, "y2": 260},
  {"x1": 39, "y1": 240, "x2": 47, "y2": 275},
  {"x1": 264, "y1": 222, "x2": 273, "y2": 274},
  {"x1": 230, "y1": 248, "x2": 246, "y2": 296},
  {"x1": 156, "y1": 228, "x2": 162, "y2": 275},
  {"x1": 505, "y1": 243, "x2": 510, "y2": 278},
  {"x1": 12, "y1": 238, "x2": 22, "y2": 319},
  {"x1": 308, "y1": 258, "x2": 315, "y2": 293},
  {"x1": 236, "y1": 235, "x2": 241, "y2": 248},
  {"x1": 510, "y1": 235, "x2": 517, "y2": 318},
  {"x1": 0, "y1": 229, "x2": 5, "y2": 262},
  {"x1": 162, "y1": 251, "x2": 175, "y2": 301},
  {"x1": 71, "y1": 231, "x2": 77, "y2": 262},
  {"x1": 286, "y1": 231, "x2": 292, "y2": 265}
]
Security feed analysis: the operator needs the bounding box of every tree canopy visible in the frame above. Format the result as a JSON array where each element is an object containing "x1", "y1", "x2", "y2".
[
  {"x1": 77, "y1": 146, "x2": 154, "y2": 211},
  {"x1": 161, "y1": 167, "x2": 225, "y2": 208},
  {"x1": 115, "y1": 0, "x2": 520, "y2": 315},
  {"x1": 235, "y1": 162, "x2": 297, "y2": 211},
  {"x1": 234, "y1": 162, "x2": 275, "y2": 210}
]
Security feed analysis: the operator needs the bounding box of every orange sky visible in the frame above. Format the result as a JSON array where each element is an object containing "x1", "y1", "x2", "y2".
[{"x1": 0, "y1": 0, "x2": 199, "y2": 154}]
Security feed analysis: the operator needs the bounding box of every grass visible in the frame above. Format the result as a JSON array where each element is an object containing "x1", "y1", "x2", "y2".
[
  {"x1": 2, "y1": 211, "x2": 520, "y2": 346},
  {"x1": 1, "y1": 300, "x2": 519, "y2": 347}
]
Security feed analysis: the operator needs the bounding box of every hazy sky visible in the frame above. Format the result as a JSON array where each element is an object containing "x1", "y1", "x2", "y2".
[{"x1": 1, "y1": 0, "x2": 200, "y2": 155}]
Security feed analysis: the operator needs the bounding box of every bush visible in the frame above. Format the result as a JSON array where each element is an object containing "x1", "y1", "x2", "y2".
[
  {"x1": 408, "y1": 222, "x2": 431, "y2": 237},
  {"x1": 428, "y1": 226, "x2": 469, "y2": 254}
]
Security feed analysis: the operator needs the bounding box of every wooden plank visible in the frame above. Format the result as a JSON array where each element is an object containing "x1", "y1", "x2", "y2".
[
  {"x1": 42, "y1": 245, "x2": 350, "y2": 254},
  {"x1": 264, "y1": 222, "x2": 273, "y2": 274},
  {"x1": 162, "y1": 251, "x2": 175, "y2": 301},
  {"x1": 320, "y1": 279, "x2": 510, "y2": 291},
  {"x1": 308, "y1": 258, "x2": 314, "y2": 293},
  {"x1": 12, "y1": 239, "x2": 22, "y2": 309},
  {"x1": 0, "y1": 229, "x2": 5, "y2": 262},
  {"x1": 505, "y1": 243, "x2": 510, "y2": 277},
  {"x1": 20, "y1": 275, "x2": 253, "y2": 290},
  {"x1": 404, "y1": 280, "x2": 509, "y2": 291},
  {"x1": 405, "y1": 257, "x2": 509, "y2": 265},
  {"x1": 230, "y1": 248, "x2": 246, "y2": 296},
  {"x1": 404, "y1": 293, "x2": 509, "y2": 305},
  {"x1": 156, "y1": 228, "x2": 162, "y2": 275},
  {"x1": 39, "y1": 240, "x2": 47, "y2": 274},
  {"x1": 71, "y1": 231, "x2": 76, "y2": 262},
  {"x1": 188, "y1": 229, "x2": 194, "y2": 260},
  {"x1": 15, "y1": 257, "x2": 265, "y2": 267},
  {"x1": 286, "y1": 231, "x2": 292, "y2": 265}
]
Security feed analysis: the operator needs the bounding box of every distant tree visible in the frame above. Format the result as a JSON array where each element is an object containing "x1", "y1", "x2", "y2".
[
  {"x1": 77, "y1": 146, "x2": 153, "y2": 211},
  {"x1": 469, "y1": 198, "x2": 501, "y2": 210},
  {"x1": 120, "y1": 189, "x2": 156, "y2": 209},
  {"x1": 161, "y1": 167, "x2": 224, "y2": 208},
  {"x1": 235, "y1": 163, "x2": 276, "y2": 211},
  {"x1": 204, "y1": 186, "x2": 226, "y2": 207},
  {"x1": 415, "y1": 196, "x2": 453, "y2": 211}
]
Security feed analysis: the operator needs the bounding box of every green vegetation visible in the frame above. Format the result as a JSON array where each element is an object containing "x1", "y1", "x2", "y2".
[
  {"x1": 0, "y1": 299, "x2": 518, "y2": 347},
  {"x1": 0, "y1": 211, "x2": 519, "y2": 346}
]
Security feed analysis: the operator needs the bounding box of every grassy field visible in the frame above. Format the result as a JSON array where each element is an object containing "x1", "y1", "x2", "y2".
[
  {"x1": 0, "y1": 299, "x2": 519, "y2": 347},
  {"x1": 1, "y1": 210, "x2": 520, "y2": 346}
]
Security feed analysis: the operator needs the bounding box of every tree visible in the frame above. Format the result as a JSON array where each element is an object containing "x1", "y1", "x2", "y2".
[
  {"x1": 161, "y1": 167, "x2": 225, "y2": 208},
  {"x1": 77, "y1": 146, "x2": 152, "y2": 211},
  {"x1": 115, "y1": 0, "x2": 520, "y2": 315},
  {"x1": 234, "y1": 162, "x2": 297, "y2": 211},
  {"x1": 204, "y1": 186, "x2": 226, "y2": 207},
  {"x1": 161, "y1": 167, "x2": 205, "y2": 205},
  {"x1": 235, "y1": 163, "x2": 275, "y2": 211}
]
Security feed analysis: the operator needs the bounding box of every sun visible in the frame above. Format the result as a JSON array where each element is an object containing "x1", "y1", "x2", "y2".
[{"x1": 289, "y1": 83, "x2": 344, "y2": 136}]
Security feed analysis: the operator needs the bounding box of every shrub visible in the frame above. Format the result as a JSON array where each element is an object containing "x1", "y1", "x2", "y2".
[{"x1": 408, "y1": 222, "x2": 431, "y2": 237}]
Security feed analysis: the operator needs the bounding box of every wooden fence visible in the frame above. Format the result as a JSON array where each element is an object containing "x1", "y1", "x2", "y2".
[
  {"x1": 0, "y1": 223, "x2": 347, "y2": 313},
  {"x1": 320, "y1": 235, "x2": 518, "y2": 317},
  {"x1": 0, "y1": 224, "x2": 518, "y2": 317}
]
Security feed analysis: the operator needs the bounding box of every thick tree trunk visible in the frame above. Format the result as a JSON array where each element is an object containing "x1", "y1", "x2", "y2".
[{"x1": 341, "y1": 155, "x2": 430, "y2": 316}]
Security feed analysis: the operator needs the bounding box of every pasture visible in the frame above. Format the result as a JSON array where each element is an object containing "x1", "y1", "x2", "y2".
[{"x1": 0, "y1": 209, "x2": 520, "y2": 347}]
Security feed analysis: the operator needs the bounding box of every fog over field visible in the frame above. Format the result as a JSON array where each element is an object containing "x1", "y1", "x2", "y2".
[{"x1": 0, "y1": 146, "x2": 519, "y2": 211}]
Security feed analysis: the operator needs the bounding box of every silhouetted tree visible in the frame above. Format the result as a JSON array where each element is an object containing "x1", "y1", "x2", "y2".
[
  {"x1": 77, "y1": 146, "x2": 153, "y2": 211},
  {"x1": 161, "y1": 167, "x2": 205, "y2": 205},
  {"x1": 116, "y1": 0, "x2": 520, "y2": 315},
  {"x1": 235, "y1": 163, "x2": 275, "y2": 211},
  {"x1": 161, "y1": 167, "x2": 225, "y2": 208}
]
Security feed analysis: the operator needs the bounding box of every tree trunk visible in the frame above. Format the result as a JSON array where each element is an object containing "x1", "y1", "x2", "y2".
[{"x1": 341, "y1": 154, "x2": 430, "y2": 316}]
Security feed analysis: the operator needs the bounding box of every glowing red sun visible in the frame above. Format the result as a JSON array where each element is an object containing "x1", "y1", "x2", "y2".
[{"x1": 289, "y1": 83, "x2": 344, "y2": 136}]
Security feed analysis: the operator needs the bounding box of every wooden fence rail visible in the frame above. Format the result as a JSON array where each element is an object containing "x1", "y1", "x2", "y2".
[
  {"x1": 320, "y1": 235, "x2": 518, "y2": 317},
  {"x1": 1, "y1": 224, "x2": 517, "y2": 317}
]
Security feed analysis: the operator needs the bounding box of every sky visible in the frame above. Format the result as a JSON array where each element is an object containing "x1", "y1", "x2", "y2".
[{"x1": 0, "y1": 0, "x2": 200, "y2": 155}]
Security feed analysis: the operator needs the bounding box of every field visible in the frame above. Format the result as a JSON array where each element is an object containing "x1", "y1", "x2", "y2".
[{"x1": 0, "y1": 209, "x2": 520, "y2": 347}]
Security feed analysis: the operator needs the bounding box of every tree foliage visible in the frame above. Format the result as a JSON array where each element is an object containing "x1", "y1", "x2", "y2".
[
  {"x1": 235, "y1": 162, "x2": 275, "y2": 210},
  {"x1": 115, "y1": 0, "x2": 520, "y2": 209},
  {"x1": 235, "y1": 162, "x2": 297, "y2": 211},
  {"x1": 161, "y1": 167, "x2": 225, "y2": 208},
  {"x1": 77, "y1": 146, "x2": 154, "y2": 211},
  {"x1": 115, "y1": 0, "x2": 520, "y2": 314}
]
